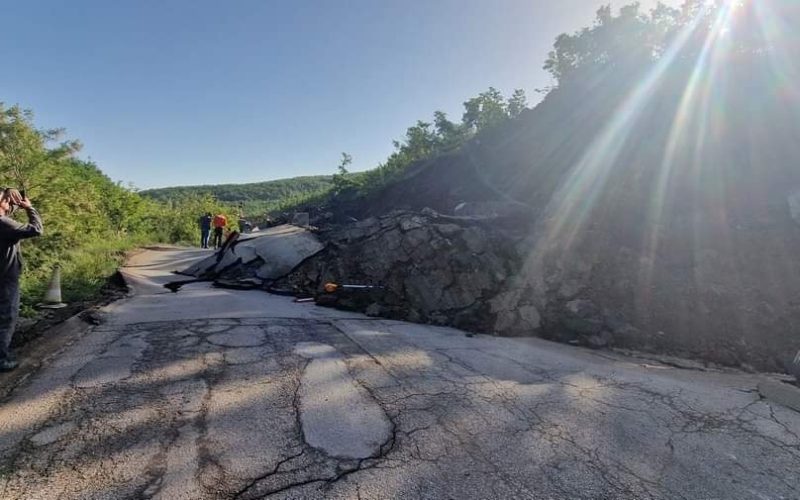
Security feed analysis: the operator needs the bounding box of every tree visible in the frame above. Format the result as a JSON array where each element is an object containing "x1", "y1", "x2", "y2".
[
  {"x1": 433, "y1": 111, "x2": 468, "y2": 151},
  {"x1": 0, "y1": 104, "x2": 80, "y2": 191},
  {"x1": 506, "y1": 89, "x2": 528, "y2": 118},
  {"x1": 332, "y1": 152, "x2": 361, "y2": 196},
  {"x1": 462, "y1": 87, "x2": 508, "y2": 132},
  {"x1": 337, "y1": 152, "x2": 352, "y2": 175},
  {"x1": 540, "y1": 1, "x2": 799, "y2": 91}
]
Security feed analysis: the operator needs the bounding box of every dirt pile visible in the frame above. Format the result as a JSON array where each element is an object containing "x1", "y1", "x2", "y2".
[{"x1": 282, "y1": 59, "x2": 800, "y2": 373}]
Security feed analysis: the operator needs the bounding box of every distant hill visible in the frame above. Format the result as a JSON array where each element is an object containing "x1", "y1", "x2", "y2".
[{"x1": 140, "y1": 175, "x2": 334, "y2": 215}]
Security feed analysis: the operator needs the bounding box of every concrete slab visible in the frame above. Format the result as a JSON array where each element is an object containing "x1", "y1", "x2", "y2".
[{"x1": 179, "y1": 224, "x2": 324, "y2": 280}]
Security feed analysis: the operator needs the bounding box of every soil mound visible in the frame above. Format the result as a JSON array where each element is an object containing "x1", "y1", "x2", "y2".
[{"x1": 284, "y1": 61, "x2": 800, "y2": 373}]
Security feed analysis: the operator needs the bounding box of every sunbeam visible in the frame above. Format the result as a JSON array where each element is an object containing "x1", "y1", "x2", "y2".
[
  {"x1": 640, "y1": 2, "x2": 739, "y2": 294},
  {"x1": 534, "y1": 7, "x2": 707, "y2": 257}
]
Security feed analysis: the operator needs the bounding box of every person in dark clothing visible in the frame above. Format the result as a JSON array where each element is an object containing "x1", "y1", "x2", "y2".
[
  {"x1": 0, "y1": 188, "x2": 43, "y2": 372},
  {"x1": 199, "y1": 212, "x2": 212, "y2": 248}
]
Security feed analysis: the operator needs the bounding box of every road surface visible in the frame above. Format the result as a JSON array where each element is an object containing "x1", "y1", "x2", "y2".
[{"x1": 0, "y1": 248, "x2": 798, "y2": 499}]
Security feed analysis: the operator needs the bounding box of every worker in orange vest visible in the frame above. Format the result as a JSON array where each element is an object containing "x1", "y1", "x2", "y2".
[{"x1": 212, "y1": 213, "x2": 227, "y2": 249}]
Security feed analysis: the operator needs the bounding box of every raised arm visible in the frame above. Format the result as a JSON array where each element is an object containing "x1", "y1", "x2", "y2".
[{"x1": 0, "y1": 205, "x2": 43, "y2": 241}]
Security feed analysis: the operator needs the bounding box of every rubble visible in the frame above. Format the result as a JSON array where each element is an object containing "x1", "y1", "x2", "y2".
[
  {"x1": 178, "y1": 224, "x2": 324, "y2": 288},
  {"x1": 275, "y1": 209, "x2": 544, "y2": 336}
]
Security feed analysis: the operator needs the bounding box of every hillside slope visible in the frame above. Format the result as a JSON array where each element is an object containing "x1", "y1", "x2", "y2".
[
  {"x1": 141, "y1": 175, "x2": 333, "y2": 214},
  {"x1": 291, "y1": 42, "x2": 800, "y2": 372}
]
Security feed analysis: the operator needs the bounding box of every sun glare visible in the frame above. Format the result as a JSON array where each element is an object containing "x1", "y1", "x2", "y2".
[{"x1": 529, "y1": 0, "x2": 795, "y2": 300}]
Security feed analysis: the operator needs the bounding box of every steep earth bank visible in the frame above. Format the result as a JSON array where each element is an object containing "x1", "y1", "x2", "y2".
[{"x1": 281, "y1": 60, "x2": 800, "y2": 373}]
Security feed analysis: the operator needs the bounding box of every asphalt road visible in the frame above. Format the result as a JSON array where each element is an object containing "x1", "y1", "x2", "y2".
[{"x1": 0, "y1": 248, "x2": 798, "y2": 499}]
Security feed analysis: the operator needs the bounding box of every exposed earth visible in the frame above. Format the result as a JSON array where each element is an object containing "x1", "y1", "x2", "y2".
[
  {"x1": 282, "y1": 55, "x2": 800, "y2": 374},
  {"x1": 0, "y1": 247, "x2": 798, "y2": 499}
]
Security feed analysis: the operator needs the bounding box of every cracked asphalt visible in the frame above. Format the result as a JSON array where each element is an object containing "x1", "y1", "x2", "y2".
[{"x1": 0, "y1": 248, "x2": 798, "y2": 499}]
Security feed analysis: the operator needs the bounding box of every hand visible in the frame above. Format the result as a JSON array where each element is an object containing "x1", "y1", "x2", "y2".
[{"x1": 7, "y1": 189, "x2": 30, "y2": 209}]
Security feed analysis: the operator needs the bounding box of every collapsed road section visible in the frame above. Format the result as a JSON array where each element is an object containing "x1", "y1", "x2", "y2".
[
  {"x1": 174, "y1": 212, "x2": 800, "y2": 379},
  {"x1": 178, "y1": 224, "x2": 324, "y2": 289}
]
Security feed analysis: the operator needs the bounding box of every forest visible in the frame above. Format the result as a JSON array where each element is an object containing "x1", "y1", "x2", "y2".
[{"x1": 141, "y1": 175, "x2": 335, "y2": 217}]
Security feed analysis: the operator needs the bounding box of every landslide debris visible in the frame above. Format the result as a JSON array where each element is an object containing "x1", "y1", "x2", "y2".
[
  {"x1": 277, "y1": 57, "x2": 800, "y2": 374},
  {"x1": 276, "y1": 209, "x2": 545, "y2": 338},
  {"x1": 190, "y1": 31, "x2": 800, "y2": 375}
]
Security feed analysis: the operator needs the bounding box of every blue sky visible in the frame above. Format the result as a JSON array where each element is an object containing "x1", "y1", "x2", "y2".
[{"x1": 1, "y1": 0, "x2": 671, "y2": 189}]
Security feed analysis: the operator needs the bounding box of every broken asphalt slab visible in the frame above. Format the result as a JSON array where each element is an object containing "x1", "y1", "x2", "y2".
[{"x1": 179, "y1": 224, "x2": 324, "y2": 282}]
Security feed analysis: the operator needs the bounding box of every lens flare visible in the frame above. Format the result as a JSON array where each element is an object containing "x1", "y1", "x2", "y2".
[{"x1": 524, "y1": 0, "x2": 798, "y2": 316}]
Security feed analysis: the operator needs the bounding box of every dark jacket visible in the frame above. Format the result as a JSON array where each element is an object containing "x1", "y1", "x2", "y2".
[
  {"x1": 199, "y1": 215, "x2": 212, "y2": 231},
  {"x1": 0, "y1": 207, "x2": 43, "y2": 279}
]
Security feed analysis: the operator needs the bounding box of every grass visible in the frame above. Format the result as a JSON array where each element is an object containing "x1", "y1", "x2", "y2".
[{"x1": 19, "y1": 234, "x2": 150, "y2": 317}]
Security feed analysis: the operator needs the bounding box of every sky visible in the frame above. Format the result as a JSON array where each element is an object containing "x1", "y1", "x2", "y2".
[{"x1": 0, "y1": 0, "x2": 674, "y2": 189}]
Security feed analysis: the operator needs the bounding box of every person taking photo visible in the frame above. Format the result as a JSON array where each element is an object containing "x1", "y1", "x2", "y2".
[{"x1": 0, "y1": 188, "x2": 43, "y2": 371}]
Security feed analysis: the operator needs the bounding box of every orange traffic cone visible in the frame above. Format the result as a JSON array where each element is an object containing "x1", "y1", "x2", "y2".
[{"x1": 38, "y1": 266, "x2": 67, "y2": 309}]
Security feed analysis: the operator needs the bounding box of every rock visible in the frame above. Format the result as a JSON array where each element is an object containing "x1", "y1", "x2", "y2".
[
  {"x1": 354, "y1": 217, "x2": 379, "y2": 229},
  {"x1": 518, "y1": 305, "x2": 541, "y2": 329},
  {"x1": 365, "y1": 303, "x2": 383, "y2": 317},
  {"x1": 586, "y1": 330, "x2": 613, "y2": 349},
  {"x1": 436, "y1": 223, "x2": 463, "y2": 237},
  {"x1": 339, "y1": 227, "x2": 365, "y2": 242},
  {"x1": 461, "y1": 227, "x2": 487, "y2": 254},
  {"x1": 399, "y1": 216, "x2": 426, "y2": 232},
  {"x1": 401, "y1": 227, "x2": 431, "y2": 252},
  {"x1": 420, "y1": 207, "x2": 439, "y2": 217},
  {"x1": 403, "y1": 275, "x2": 442, "y2": 313},
  {"x1": 489, "y1": 290, "x2": 522, "y2": 314},
  {"x1": 563, "y1": 299, "x2": 604, "y2": 335},
  {"x1": 383, "y1": 229, "x2": 403, "y2": 250},
  {"x1": 558, "y1": 279, "x2": 585, "y2": 299},
  {"x1": 291, "y1": 212, "x2": 310, "y2": 227},
  {"x1": 493, "y1": 311, "x2": 517, "y2": 333}
]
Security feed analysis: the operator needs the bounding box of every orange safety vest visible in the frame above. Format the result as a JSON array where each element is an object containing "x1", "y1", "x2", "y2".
[{"x1": 212, "y1": 214, "x2": 227, "y2": 228}]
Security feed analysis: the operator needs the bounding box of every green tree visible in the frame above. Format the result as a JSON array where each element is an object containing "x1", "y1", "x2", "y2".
[
  {"x1": 462, "y1": 87, "x2": 508, "y2": 132},
  {"x1": 332, "y1": 152, "x2": 361, "y2": 196},
  {"x1": 506, "y1": 89, "x2": 528, "y2": 118}
]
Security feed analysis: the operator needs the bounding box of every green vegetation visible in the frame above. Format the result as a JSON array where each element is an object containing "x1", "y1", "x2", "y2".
[
  {"x1": 289, "y1": 86, "x2": 531, "y2": 209},
  {"x1": 543, "y1": 1, "x2": 784, "y2": 89},
  {"x1": 347, "y1": 86, "x2": 528, "y2": 197},
  {"x1": 141, "y1": 176, "x2": 335, "y2": 217},
  {"x1": 0, "y1": 103, "x2": 234, "y2": 314}
]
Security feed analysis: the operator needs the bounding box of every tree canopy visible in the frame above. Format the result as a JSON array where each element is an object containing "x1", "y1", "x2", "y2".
[{"x1": 544, "y1": 1, "x2": 800, "y2": 90}]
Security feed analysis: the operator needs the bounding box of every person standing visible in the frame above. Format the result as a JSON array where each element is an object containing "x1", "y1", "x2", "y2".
[
  {"x1": 0, "y1": 188, "x2": 43, "y2": 371},
  {"x1": 199, "y1": 212, "x2": 212, "y2": 248},
  {"x1": 212, "y1": 212, "x2": 227, "y2": 249}
]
